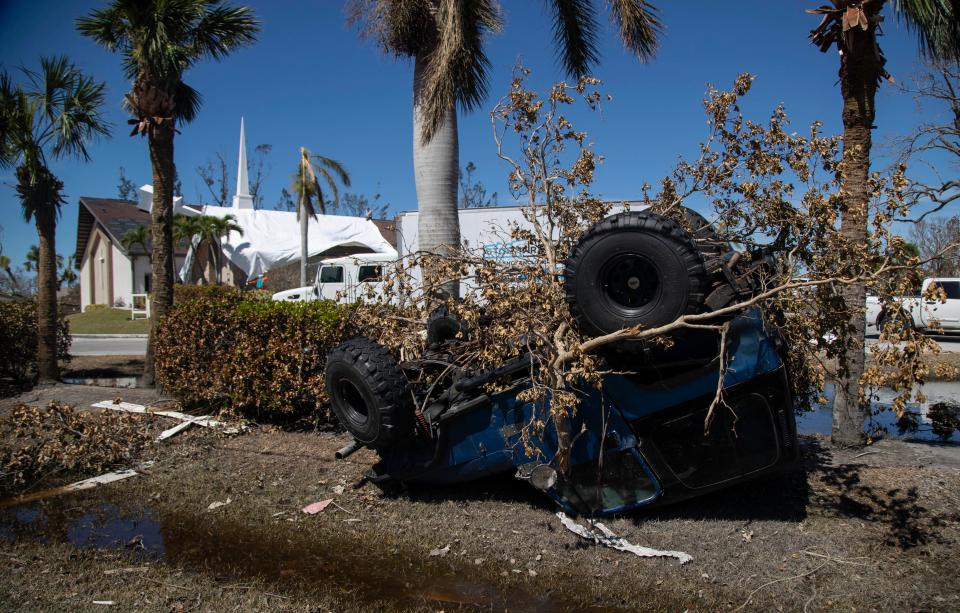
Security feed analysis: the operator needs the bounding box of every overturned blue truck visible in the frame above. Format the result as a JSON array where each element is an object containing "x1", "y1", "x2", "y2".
[{"x1": 325, "y1": 210, "x2": 798, "y2": 516}]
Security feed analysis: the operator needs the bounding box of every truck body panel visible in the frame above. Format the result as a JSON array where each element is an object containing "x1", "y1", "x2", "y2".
[{"x1": 866, "y1": 277, "x2": 960, "y2": 332}]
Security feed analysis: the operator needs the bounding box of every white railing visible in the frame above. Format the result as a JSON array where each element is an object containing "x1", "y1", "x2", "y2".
[{"x1": 130, "y1": 293, "x2": 150, "y2": 320}]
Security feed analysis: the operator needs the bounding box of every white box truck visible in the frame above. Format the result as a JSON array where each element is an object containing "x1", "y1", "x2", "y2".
[{"x1": 272, "y1": 206, "x2": 534, "y2": 303}]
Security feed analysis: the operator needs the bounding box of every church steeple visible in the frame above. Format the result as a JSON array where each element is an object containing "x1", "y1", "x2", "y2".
[{"x1": 232, "y1": 117, "x2": 253, "y2": 209}]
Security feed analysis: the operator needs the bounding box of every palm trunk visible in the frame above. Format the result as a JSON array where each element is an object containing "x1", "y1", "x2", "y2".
[
  {"x1": 300, "y1": 199, "x2": 309, "y2": 287},
  {"x1": 831, "y1": 36, "x2": 880, "y2": 448},
  {"x1": 143, "y1": 123, "x2": 176, "y2": 387},
  {"x1": 215, "y1": 237, "x2": 222, "y2": 285},
  {"x1": 35, "y1": 202, "x2": 59, "y2": 382},
  {"x1": 4, "y1": 266, "x2": 22, "y2": 295},
  {"x1": 413, "y1": 53, "x2": 461, "y2": 299}
]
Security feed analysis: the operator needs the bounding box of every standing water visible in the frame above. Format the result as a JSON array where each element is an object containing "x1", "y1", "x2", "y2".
[{"x1": 797, "y1": 381, "x2": 960, "y2": 443}]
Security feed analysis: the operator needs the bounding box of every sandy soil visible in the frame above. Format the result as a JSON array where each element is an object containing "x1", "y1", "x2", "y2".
[{"x1": 2, "y1": 411, "x2": 958, "y2": 612}]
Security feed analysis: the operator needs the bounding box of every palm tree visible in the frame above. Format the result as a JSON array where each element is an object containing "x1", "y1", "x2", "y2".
[
  {"x1": 0, "y1": 254, "x2": 23, "y2": 295},
  {"x1": 59, "y1": 255, "x2": 78, "y2": 288},
  {"x1": 173, "y1": 214, "x2": 203, "y2": 283},
  {"x1": 78, "y1": 0, "x2": 259, "y2": 386},
  {"x1": 349, "y1": 0, "x2": 661, "y2": 296},
  {"x1": 808, "y1": 1, "x2": 960, "y2": 447},
  {"x1": 0, "y1": 57, "x2": 109, "y2": 381},
  {"x1": 23, "y1": 245, "x2": 39, "y2": 273},
  {"x1": 294, "y1": 147, "x2": 351, "y2": 287},
  {"x1": 121, "y1": 224, "x2": 150, "y2": 255},
  {"x1": 198, "y1": 215, "x2": 243, "y2": 285}
]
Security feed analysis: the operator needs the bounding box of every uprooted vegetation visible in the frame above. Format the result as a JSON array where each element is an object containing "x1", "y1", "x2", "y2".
[
  {"x1": 348, "y1": 68, "x2": 941, "y2": 459},
  {"x1": 0, "y1": 401, "x2": 153, "y2": 494}
]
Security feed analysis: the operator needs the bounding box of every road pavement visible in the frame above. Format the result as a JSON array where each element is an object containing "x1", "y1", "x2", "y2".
[
  {"x1": 64, "y1": 332, "x2": 958, "y2": 357},
  {"x1": 70, "y1": 335, "x2": 147, "y2": 356}
]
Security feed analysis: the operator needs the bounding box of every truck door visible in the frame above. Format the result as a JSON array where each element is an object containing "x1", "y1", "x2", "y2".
[
  {"x1": 357, "y1": 264, "x2": 384, "y2": 303},
  {"x1": 928, "y1": 280, "x2": 960, "y2": 330},
  {"x1": 317, "y1": 265, "x2": 345, "y2": 301}
]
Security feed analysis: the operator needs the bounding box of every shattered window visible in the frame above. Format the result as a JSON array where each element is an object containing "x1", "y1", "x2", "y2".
[{"x1": 557, "y1": 449, "x2": 657, "y2": 514}]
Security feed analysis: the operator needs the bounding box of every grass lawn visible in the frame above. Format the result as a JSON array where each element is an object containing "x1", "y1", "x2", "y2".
[{"x1": 66, "y1": 307, "x2": 151, "y2": 334}]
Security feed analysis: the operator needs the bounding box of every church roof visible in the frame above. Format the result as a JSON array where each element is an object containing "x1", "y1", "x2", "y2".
[{"x1": 75, "y1": 197, "x2": 191, "y2": 263}]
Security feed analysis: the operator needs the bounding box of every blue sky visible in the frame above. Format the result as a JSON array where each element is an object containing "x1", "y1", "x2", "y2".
[{"x1": 0, "y1": 1, "x2": 947, "y2": 269}]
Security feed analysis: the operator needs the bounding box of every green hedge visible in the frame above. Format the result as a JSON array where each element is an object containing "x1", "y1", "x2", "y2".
[
  {"x1": 156, "y1": 287, "x2": 355, "y2": 421},
  {"x1": 0, "y1": 300, "x2": 70, "y2": 386}
]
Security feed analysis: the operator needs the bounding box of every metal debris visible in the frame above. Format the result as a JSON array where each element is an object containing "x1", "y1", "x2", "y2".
[{"x1": 556, "y1": 512, "x2": 692, "y2": 564}]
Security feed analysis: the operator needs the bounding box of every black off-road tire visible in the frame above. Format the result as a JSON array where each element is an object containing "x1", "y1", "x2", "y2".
[
  {"x1": 681, "y1": 208, "x2": 729, "y2": 269},
  {"x1": 325, "y1": 337, "x2": 413, "y2": 449},
  {"x1": 564, "y1": 211, "x2": 709, "y2": 340}
]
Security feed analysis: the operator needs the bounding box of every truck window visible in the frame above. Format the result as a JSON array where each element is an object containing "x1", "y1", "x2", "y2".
[
  {"x1": 358, "y1": 265, "x2": 382, "y2": 282},
  {"x1": 319, "y1": 265, "x2": 344, "y2": 283},
  {"x1": 937, "y1": 281, "x2": 960, "y2": 299}
]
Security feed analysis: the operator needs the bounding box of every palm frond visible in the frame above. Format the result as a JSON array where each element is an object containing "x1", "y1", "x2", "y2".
[
  {"x1": 173, "y1": 80, "x2": 202, "y2": 124},
  {"x1": 349, "y1": 0, "x2": 439, "y2": 57},
  {"x1": 312, "y1": 174, "x2": 327, "y2": 216},
  {"x1": 607, "y1": 0, "x2": 662, "y2": 63},
  {"x1": 78, "y1": 0, "x2": 260, "y2": 127},
  {"x1": 190, "y1": 4, "x2": 260, "y2": 59},
  {"x1": 892, "y1": 0, "x2": 960, "y2": 61},
  {"x1": 75, "y1": 5, "x2": 129, "y2": 53},
  {"x1": 548, "y1": 0, "x2": 600, "y2": 77},
  {"x1": 311, "y1": 155, "x2": 352, "y2": 188},
  {"x1": 417, "y1": 0, "x2": 502, "y2": 140}
]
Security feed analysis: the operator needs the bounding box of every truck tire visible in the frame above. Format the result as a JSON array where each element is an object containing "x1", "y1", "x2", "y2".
[
  {"x1": 681, "y1": 209, "x2": 729, "y2": 266},
  {"x1": 325, "y1": 337, "x2": 413, "y2": 449},
  {"x1": 878, "y1": 308, "x2": 913, "y2": 337},
  {"x1": 564, "y1": 211, "x2": 709, "y2": 339}
]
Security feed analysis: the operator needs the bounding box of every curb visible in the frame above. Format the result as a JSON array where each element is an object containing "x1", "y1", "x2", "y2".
[{"x1": 71, "y1": 334, "x2": 149, "y2": 339}]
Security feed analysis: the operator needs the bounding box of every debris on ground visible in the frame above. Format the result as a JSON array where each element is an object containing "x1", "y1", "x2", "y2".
[
  {"x1": 0, "y1": 461, "x2": 155, "y2": 510},
  {"x1": 207, "y1": 497, "x2": 232, "y2": 511},
  {"x1": 302, "y1": 499, "x2": 333, "y2": 514},
  {"x1": 0, "y1": 402, "x2": 153, "y2": 493},
  {"x1": 91, "y1": 400, "x2": 247, "y2": 437},
  {"x1": 429, "y1": 544, "x2": 451, "y2": 557},
  {"x1": 556, "y1": 511, "x2": 693, "y2": 564}
]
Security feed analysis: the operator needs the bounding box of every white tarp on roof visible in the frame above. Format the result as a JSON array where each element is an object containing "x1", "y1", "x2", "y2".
[{"x1": 181, "y1": 206, "x2": 397, "y2": 281}]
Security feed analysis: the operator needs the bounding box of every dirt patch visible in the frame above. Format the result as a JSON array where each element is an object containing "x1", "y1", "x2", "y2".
[
  {"x1": 61, "y1": 355, "x2": 144, "y2": 379},
  {"x1": 2, "y1": 425, "x2": 958, "y2": 612},
  {"x1": 0, "y1": 383, "x2": 172, "y2": 418}
]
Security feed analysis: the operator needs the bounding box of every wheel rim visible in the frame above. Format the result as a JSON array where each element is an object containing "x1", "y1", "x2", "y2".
[
  {"x1": 600, "y1": 253, "x2": 660, "y2": 311},
  {"x1": 338, "y1": 378, "x2": 369, "y2": 422}
]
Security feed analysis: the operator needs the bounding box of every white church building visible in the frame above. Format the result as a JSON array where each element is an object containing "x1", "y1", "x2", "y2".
[{"x1": 76, "y1": 119, "x2": 397, "y2": 311}]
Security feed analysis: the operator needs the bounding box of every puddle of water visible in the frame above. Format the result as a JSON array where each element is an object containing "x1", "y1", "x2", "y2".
[
  {"x1": 62, "y1": 376, "x2": 139, "y2": 388},
  {"x1": 0, "y1": 499, "x2": 607, "y2": 612},
  {"x1": 797, "y1": 381, "x2": 960, "y2": 443}
]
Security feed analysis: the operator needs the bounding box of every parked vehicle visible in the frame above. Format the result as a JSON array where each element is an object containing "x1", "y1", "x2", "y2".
[
  {"x1": 272, "y1": 253, "x2": 392, "y2": 303},
  {"x1": 324, "y1": 211, "x2": 797, "y2": 516},
  {"x1": 866, "y1": 277, "x2": 960, "y2": 334}
]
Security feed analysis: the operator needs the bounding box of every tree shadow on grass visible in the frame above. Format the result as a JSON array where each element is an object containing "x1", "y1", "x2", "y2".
[
  {"x1": 400, "y1": 472, "x2": 555, "y2": 512},
  {"x1": 807, "y1": 445, "x2": 953, "y2": 549}
]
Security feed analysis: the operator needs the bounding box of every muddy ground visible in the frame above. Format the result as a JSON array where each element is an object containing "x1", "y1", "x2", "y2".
[{"x1": 2, "y1": 390, "x2": 959, "y2": 612}]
